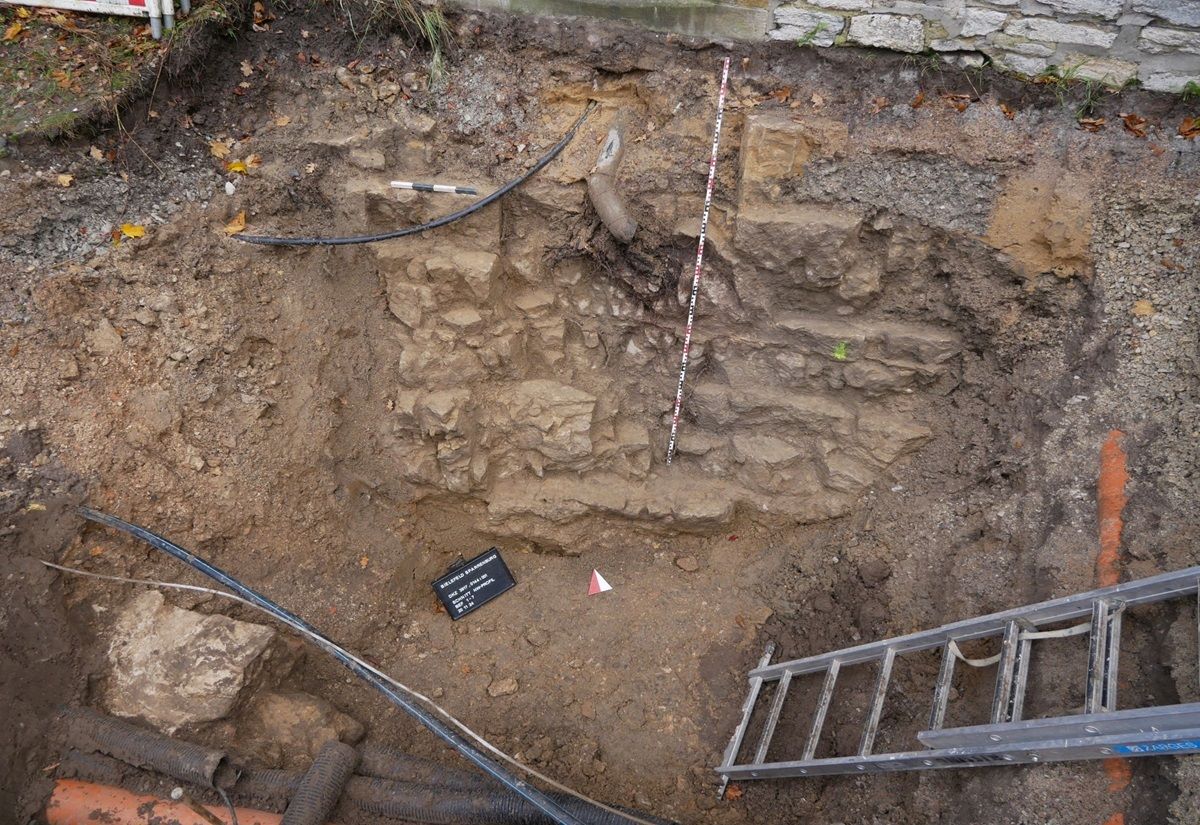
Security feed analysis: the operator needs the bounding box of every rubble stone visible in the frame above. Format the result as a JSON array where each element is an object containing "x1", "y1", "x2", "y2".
[
  {"x1": 847, "y1": 14, "x2": 926, "y2": 53},
  {"x1": 103, "y1": 591, "x2": 283, "y2": 733},
  {"x1": 242, "y1": 691, "x2": 364, "y2": 763}
]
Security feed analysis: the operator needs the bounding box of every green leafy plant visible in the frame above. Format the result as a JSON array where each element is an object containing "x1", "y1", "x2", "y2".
[
  {"x1": 1183, "y1": 81, "x2": 1200, "y2": 103},
  {"x1": 832, "y1": 341, "x2": 849, "y2": 361}
]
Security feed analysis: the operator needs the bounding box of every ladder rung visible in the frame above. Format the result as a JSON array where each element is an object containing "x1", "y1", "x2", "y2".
[
  {"x1": 803, "y1": 660, "x2": 840, "y2": 761},
  {"x1": 859, "y1": 647, "x2": 895, "y2": 756},
  {"x1": 753, "y1": 670, "x2": 792, "y2": 764},
  {"x1": 1085, "y1": 600, "x2": 1110, "y2": 714},
  {"x1": 928, "y1": 641, "x2": 956, "y2": 731}
]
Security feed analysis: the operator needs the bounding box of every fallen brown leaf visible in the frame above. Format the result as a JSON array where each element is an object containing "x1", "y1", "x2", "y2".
[
  {"x1": 210, "y1": 139, "x2": 231, "y2": 158},
  {"x1": 810, "y1": 92, "x2": 825, "y2": 110},
  {"x1": 1120, "y1": 112, "x2": 1148, "y2": 138},
  {"x1": 240, "y1": 59, "x2": 254, "y2": 77},
  {"x1": 246, "y1": 153, "x2": 262, "y2": 168},
  {"x1": 56, "y1": 173, "x2": 73, "y2": 187},
  {"x1": 89, "y1": 145, "x2": 104, "y2": 161},
  {"x1": 1180, "y1": 116, "x2": 1200, "y2": 140},
  {"x1": 224, "y1": 211, "x2": 247, "y2": 235},
  {"x1": 910, "y1": 90, "x2": 925, "y2": 109},
  {"x1": 870, "y1": 96, "x2": 889, "y2": 114},
  {"x1": 1078, "y1": 117, "x2": 1105, "y2": 133},
  {"x1": 3, "y1": 21, "x2": 23, "y2": 41},
  {"x1": 273, "y1": 114, "x2": 291, "y2": 127},
  {"x1": 725, "y1": 784, "x2": 744, "y2": 801},
  {"x1": 1132, "y1": 299, "x2": 1154, "y2": 317},
  {"x1": 999, "y1": 102, "x2": 1015, "y2": 120},
  {"x1": 225, "y1": 159, "x2": 249, "y2": 174},
  {"x1": 766, "y1": 86, "x2": 792, "y2": 104},
  {"x1": 941, "y1": 92, "x2": 971, "y2": 113}
]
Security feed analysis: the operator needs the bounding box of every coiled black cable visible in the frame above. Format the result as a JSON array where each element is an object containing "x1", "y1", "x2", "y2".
[{"x1": 233, "y1": 102, "x2": 596, "y2": 247}]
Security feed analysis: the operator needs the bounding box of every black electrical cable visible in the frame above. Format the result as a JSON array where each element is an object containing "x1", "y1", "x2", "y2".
[
  {"x1": 77, "y1": 507, "x2": 585, "y2": 825},
  {"x1": 233, "y1": 102, "x2": 596, "y2": 247}
]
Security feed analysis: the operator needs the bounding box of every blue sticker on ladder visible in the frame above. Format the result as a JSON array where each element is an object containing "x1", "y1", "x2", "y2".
[{"x1": 1115, "y1": 740, "x2": 1200, "y2": 755}]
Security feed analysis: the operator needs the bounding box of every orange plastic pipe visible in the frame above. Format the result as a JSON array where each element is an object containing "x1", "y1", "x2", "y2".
[{"x1": 46, "y1": 779, "x2": 286, "y2": 825}]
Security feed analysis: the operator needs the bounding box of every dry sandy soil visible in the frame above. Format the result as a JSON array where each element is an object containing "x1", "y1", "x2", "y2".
[{"x1": 2, "y1": 6, "x2": 1200, "y2": 825}]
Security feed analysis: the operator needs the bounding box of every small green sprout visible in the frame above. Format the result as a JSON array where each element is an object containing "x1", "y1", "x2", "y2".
[{"x1": 832, "y1": 341, "x2": 849, "y2": 361}]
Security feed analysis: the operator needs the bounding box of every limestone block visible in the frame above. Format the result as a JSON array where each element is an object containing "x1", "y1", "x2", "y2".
[
  {"x1": 1139, "y1": 26, "x2": 1200, "y2": 55},
  {"x1": 1139, "y1": 70, "x2": 1200, "y2": 92},
  {"x1": 486, "y1": 473, "x2": 736, "y2": 529},
  {"x1": 732, "y1": 433, "x2": 805, "y2": 466},
  {"x1": 837, "y1": 262, "x2": 883, "y2": 302},
  {"x1": 1131, "y1": 0, "x2": 1200, "y2": 28},
  {"x1": 103, "y1": 591, "x2": 282, "y2": 733},
  {"x1": 489, "y1": 380, "x2": 597, "y2": 467},
  {"x1": 847, "y1": 14, "x2": 927, "y2": 53},
  {"x1": 855, "y1": 408, "x2": 932, "y2": 465},
  {"x1": 425, "y1": 250, "x2": 500, "y2": 302},
  {"x1": 417, "y1": 388, "x2": 471, "y2": 436},
  {"x1": 989, "y1": 33, "x2": 1056, "y2": 57},
  {"x1": 1062, "y1": 54, "x2": 1139, "y2": 86},
  {"x1": 691, "y1": 382, "x2": 856, "y2": 438},
  {"x1": 821, "y1": 451, "x2": 877, "y2": 493},
  {"x1": 514, "y1": 289, "x2": 556, "y2": 313},
  {"x1": 1003, "y1": 18, "x2": 1117, "y2": 48},
  {"x1": 733, "y1": 203, "x2": 863, "y2": 281},
  {"x1": 807, "y1": 0, "x2": 866, "y2": 9},
  {"x1": 737, "y1": 113, "x2": 848, "y2": 204},
  {"x1": 770, "y1": 7, "x2": 844, "y2": 45},
  {"x1": 437, "y1": 436, "x2": 474, "y2": 492},
  {"x1": 959, "y1": 8, "x2": 1007, "y2": 37},
  {"x1": 442, "y1": 307, "x2": 484, "y2": 331},
  {"x1": 1039, "y1": 0, "x2": 1122, "y2": 19},
  {"x1": 842, "y1": 360, "x2": 915, "y2": 394},
  {"x1": 386, "y1": 282, "x2": 433, "y2": 329},
  {"x1": 989, "y1": 52, "x2": 1052, "y2": 77}
]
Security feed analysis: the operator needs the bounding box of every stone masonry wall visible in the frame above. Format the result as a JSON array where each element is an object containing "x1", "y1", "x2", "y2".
[{"x1": 770, "y1": 0, "x2": 1200, "y2": 92}]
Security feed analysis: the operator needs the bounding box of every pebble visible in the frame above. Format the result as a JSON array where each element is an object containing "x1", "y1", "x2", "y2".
[
  {"x1": 525, "y1": 627, "x2": 549, "y2": 647},
  {"x1": 675, "y1": 555, "x2": 700, "y2": 572},
  {"x1": 487, "y1": 676, "x2": 518, "y2": 697}
]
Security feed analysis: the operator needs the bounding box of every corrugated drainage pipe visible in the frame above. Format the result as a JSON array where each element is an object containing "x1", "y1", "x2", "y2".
[
  {"x1": 281, "y1": 741, "x2": 359, "y2": 825},
  {"x1": 64, "y1": 707, "x2": 236, "y2": 788}
]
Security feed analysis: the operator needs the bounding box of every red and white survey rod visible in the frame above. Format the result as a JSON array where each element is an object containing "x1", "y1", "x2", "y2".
[{"x1": 666, "y1": 56, "x2": 730, "y2": 465}]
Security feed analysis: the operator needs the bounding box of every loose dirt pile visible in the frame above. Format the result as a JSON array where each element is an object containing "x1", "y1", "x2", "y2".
[{"x1": 1, "y1": 7, "x2": 1199, "y2": 825}]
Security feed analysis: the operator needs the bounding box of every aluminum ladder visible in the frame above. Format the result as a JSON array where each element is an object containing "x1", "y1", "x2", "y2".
[{"x1": 716, "y1": 565, "x2": 1200, "y2": 791}]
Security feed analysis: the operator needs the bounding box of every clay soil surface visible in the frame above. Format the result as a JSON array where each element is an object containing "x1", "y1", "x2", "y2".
[{"x1": 2, "y1": 6, "x2": 1200, "y2": 825}]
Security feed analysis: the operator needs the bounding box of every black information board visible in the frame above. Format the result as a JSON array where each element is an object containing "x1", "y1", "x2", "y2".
[{"x1": 432, "y1": 548, "x2": 516, "y2": 620}]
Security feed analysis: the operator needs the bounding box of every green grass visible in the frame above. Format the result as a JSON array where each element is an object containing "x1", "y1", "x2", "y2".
[
  {"x1": 333, "y1": 0, "x2": 450, "y2": 78},
  {"x1": 1183, "y1": 81, "x2": 1200, "y2": 103}
]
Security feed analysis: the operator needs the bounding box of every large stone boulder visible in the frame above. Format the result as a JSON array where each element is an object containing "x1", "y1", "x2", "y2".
[{"x1": 102, "y1": 591, "x2": 291, "y2": 733}]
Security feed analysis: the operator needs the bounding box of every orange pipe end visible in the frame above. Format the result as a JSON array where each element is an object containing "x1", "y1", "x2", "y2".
[{"x1": 46, "y1": 779, "x2": 283, "y2": 825}]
